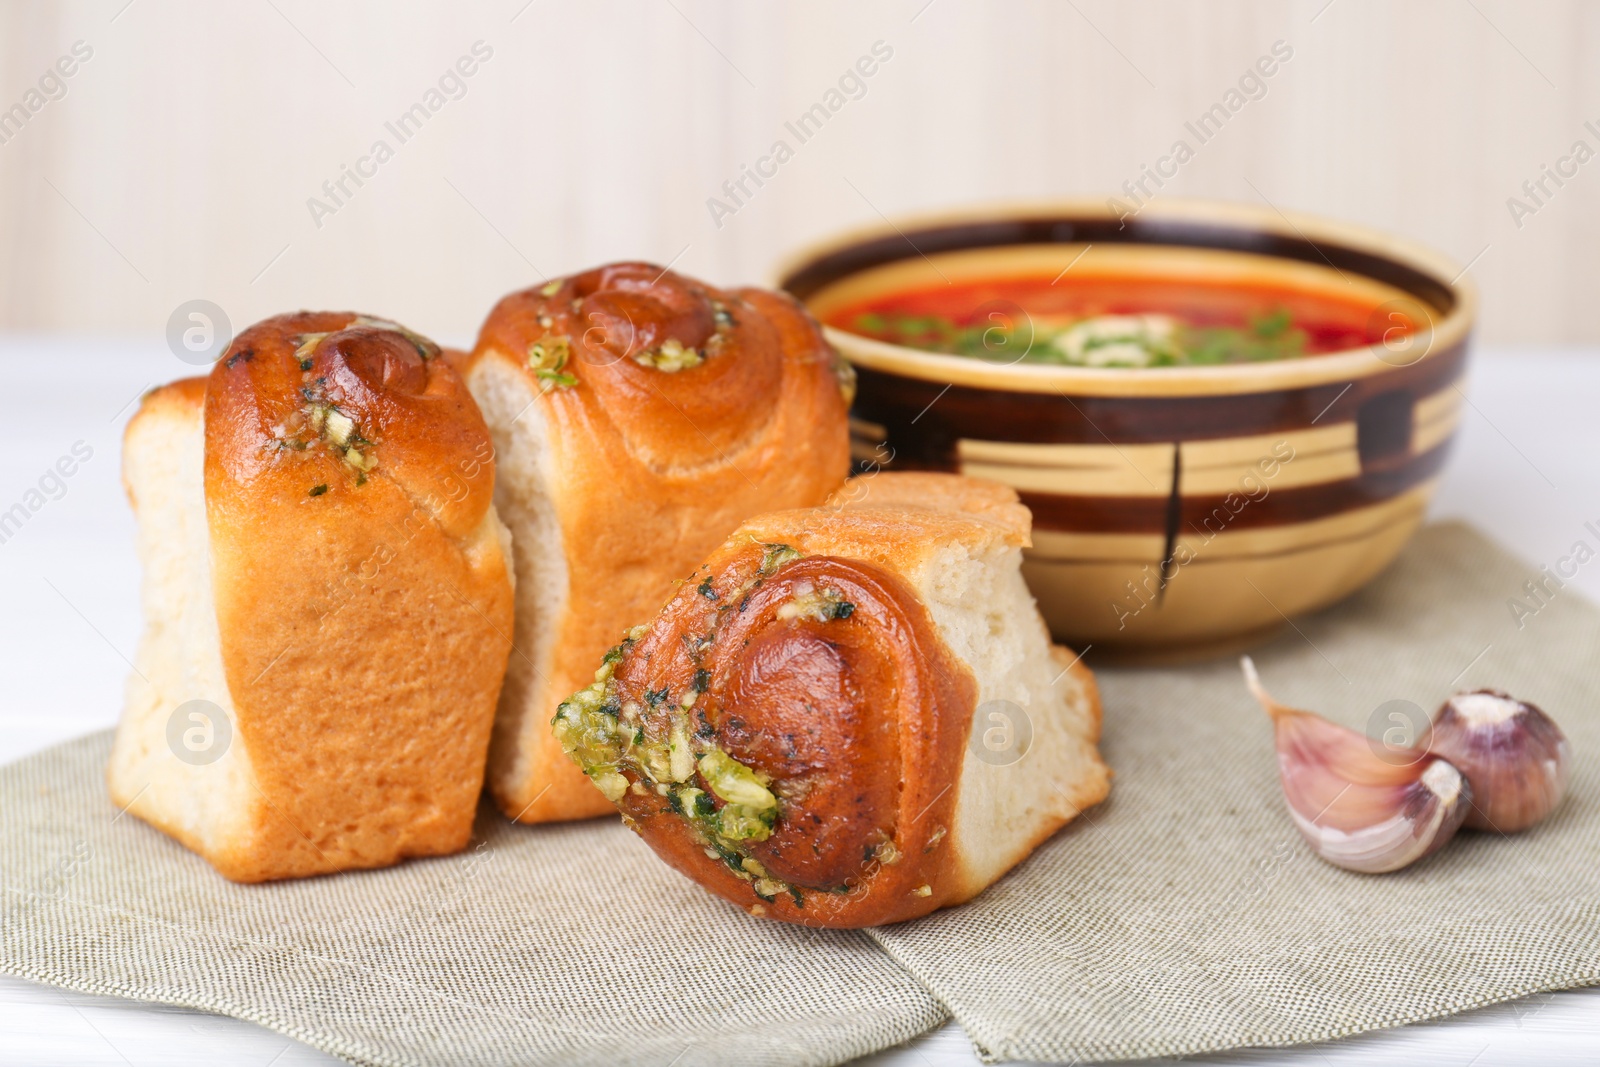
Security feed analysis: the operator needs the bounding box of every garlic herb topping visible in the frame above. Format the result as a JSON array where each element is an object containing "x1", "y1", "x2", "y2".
[
  {"x1": 552, "y1": 641, "x2": 782, "y2": 853},
  {"x1": 758, "y1": 542, "x2": 802, "y2": 575},
  {"x1": 776, "y1": 580, "x2": 855, "y2": 623},
  {"x1": 627, "y1": 299, "x2": 740, "y2": 374},
  {"x1": 554, "y1": 543, "x2": 814, "y2": 905},
  {"x1": 293, "y1": 332, "x2": 329, "y2": 366},
  {"x1": 835, "y1": 356, "x2": 858, "y2": 405},
  {"x1": 303, "y1": 383, "x2": 373, "y2": 475},
  {"x1": 527, "y1": 335, "x2": 576, "y2": 391},
  {"x1": 632, "y1": 336, "x2": 704, "y2": 373},
  {"x1": 272, "y1": 326, "x2": 385, "y2": 484}
]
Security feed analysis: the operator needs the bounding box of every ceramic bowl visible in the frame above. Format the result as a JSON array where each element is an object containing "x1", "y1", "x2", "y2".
[{"x1": 777, "y1": 198, "x2": 1475, "y2": 656}]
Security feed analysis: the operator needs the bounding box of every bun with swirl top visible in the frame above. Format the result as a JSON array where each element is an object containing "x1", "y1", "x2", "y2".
[
  {"x1": 108, "y1": 313, "x2": 515, "y2": 882},
  {"x1": 462, "y1": 262, "x2": 852, "y2": 824},
  {"x1": 554, "y1": 472, "x2": 1109, "y2": 926}
]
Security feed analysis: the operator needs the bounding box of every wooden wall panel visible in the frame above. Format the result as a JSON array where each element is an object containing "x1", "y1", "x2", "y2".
[{"x1": 0, "y1": 0, "x2": 1594, "y2": 344}]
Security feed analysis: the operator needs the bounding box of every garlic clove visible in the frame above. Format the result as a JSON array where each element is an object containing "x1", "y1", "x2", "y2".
[
  {"x1": 1429, "y1": 689, "x2": 1569, "y2": 833},
  {"x1": 1242, "y1": 657, "x2": 1472, "y2": 874}
]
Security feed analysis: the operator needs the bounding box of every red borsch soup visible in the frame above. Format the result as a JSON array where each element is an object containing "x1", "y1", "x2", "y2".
[{"x1": 824, "y1": 273, "x2": 1414, "y2": 368}]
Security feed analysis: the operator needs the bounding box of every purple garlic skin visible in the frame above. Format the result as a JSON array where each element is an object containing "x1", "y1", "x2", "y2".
[
  {"x1": 1429, "y1": 690, "x2": 1569, "y2": 833},
  {"x1": 1243, "y1": 657, "x2": 1473, "y2": 874}
]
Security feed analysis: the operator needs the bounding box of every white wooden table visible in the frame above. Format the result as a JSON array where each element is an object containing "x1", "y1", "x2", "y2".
[{"x1": 1, "y1": 339, "x2": 1596, "y2": 1066}]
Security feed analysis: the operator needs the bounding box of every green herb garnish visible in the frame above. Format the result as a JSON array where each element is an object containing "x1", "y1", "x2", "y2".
[
  {"x1": 527, "y1": 336, "x2": 576, "y2": 391},
  {"x1": 758, "y1": 543, "x2": 801, "y2": 575},
  {"x1": 853, "y1": 306, "x2": 1310, "y2": 367}
]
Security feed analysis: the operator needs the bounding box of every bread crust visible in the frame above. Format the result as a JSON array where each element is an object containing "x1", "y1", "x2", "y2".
[
  {"x1": 464, "y1": 262, "x2": 851, "y2": 823},
  {"x1": 110, "y1": 314, "x2": 515, "y2": 882},
  {"x1": 823, "y1": 469, "x2": 1035, "y2": 543},
  {"x1": 554, "y1": 472, "x2": 1109, "y2": 926},
  {"x1": 121, "y1": 377, "x2": 209, "y2": 509},
  {"x1": 600, "y1": 545, "x2": 974, "y2": 927}
]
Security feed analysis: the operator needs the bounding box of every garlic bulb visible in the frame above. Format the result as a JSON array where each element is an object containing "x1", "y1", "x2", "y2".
[
  {"x1": 1242, "y1": 658, "x2": 1472, "y2": 874},
  {"x1": 1429, "y1": 690, "x2": 1569, "y2": 833}
]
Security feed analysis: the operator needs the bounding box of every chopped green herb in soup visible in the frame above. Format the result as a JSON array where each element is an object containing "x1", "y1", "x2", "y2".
[{"x1": 831, "y1": 275, "x2": 1407, "y2": 368}]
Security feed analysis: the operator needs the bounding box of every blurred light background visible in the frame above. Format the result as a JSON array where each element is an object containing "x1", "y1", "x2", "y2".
[{"x1": 0, "y1": 0, "x2": 1595, "y2": 345}]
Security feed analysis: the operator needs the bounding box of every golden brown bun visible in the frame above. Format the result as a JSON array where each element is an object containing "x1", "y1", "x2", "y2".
[
  {"x1": 555, "y1": 472, "x2": 1109, "y2": 926},
  {"x1": 108, "y1": 314, "x2": 515, "y2": 882},
  {"x1": 463, "y1": 262, "x2": 851, "y2": 823},
  {"x1": 824, "y1": 469, "x2": 1035, "y2": 535}
]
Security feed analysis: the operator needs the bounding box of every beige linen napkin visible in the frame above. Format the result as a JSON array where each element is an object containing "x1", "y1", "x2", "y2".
[
  {"x1": 868, "y1": 521, "x2": 1600, "y2": 1062},
  {"x1": 0, "y1": 748, "x2": 944, "y2": 1066}
]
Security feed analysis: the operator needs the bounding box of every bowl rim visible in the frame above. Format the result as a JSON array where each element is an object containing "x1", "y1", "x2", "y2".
[{"x1": 773, "y1": 197, "x2": 1477, "y2": 398}]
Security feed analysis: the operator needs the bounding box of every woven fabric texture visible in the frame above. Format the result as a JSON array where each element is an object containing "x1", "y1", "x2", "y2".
[
  {"x1": 869, "y1": 522, "x2": 1600, "y2": 1062},
  {"x1": 0, "y1": 743, "x2": 945, "y2": 1066}
]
